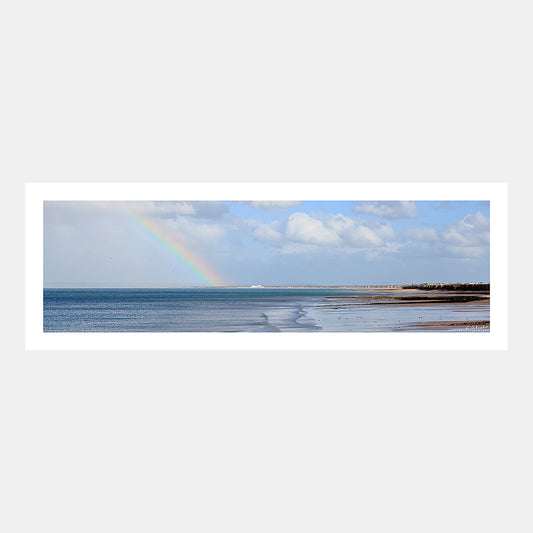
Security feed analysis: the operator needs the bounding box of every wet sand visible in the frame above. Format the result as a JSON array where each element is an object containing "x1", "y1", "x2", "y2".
[
  {"x1": 396, "y1": 320, "x2": 490, "y2": 331},
  {"x1": 321, "y1": 288, "x2": 490, "y2": 331}
]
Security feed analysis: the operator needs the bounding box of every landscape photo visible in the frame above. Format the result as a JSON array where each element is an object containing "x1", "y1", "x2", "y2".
[{"x1": 43, "y1": 200, "x2": 490, "y2": 332}]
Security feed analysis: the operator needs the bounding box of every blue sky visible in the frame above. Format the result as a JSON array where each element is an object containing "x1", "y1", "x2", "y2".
[{"x1": 44, "y1": 200, "x2": 490, "y2": 287}]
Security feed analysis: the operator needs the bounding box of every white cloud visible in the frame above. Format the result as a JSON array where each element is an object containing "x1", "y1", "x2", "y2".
[
  {"x1": 163, "y1": 216, "x2": 226, "y2": 247},
  {"x1": 463, "y1": 212, "x2": 490, "y2": 230},
  {"x1": 440, "y1": 212, "x2": 489, "y2": 249},
  {"x1": 325, "y1": 214, "x2": 388, "y2": 247},
  {"x1": 286, "y1": 212, "x2": 342, "y2": 246},
  {"x1": 241, "y1": 201, "x2": 301, "y2": 209},
  {"x1": 374, "y1": 222, "x2": 395, "y2": 240},
  {"x1": 365, "y1": 241, "x2": 405, "y2": 260},
  {"x1": 353, "y1": 201, "x2": 418, "y2": 219},
  {"x1": 246, "y1": 219, "x2": 283, "y2": 242},
  {"x1": 282, "y1": 213, "x2": 395, "y2": 250},
  {"x1": 400, "y1": 212, "x2": 489, "y2": 259}
]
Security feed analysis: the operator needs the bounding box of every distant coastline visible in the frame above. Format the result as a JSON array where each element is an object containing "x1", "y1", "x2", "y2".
[
  {"x1": 45, "y1": 282, "x2": 490, "y2": 291},
  {"x1": 400, "y1": 283, "x2": 489, "y2": 292}
]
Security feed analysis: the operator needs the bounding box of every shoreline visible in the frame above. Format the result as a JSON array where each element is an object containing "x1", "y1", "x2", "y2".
[{"x1": 321, "y1": 288, "x2": 490, "y2": 331}]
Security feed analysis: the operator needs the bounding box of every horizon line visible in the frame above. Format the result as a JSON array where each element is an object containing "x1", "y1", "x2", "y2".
[{"x1": 44, "y1": 281, "x2": 490, "y2": 289}]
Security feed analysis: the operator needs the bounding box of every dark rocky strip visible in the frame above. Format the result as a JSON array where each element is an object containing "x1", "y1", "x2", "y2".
[
  {"x1": 326, "y1": 294, "x2": 489, "y2": 304},
  {"x1": 401, "y1": 283, "x2": 489, "y2": 292}
]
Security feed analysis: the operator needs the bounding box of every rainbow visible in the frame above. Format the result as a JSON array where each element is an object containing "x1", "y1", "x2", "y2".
[{"x1": 122, "y1": 211, "x2": 227, "y2": 286}]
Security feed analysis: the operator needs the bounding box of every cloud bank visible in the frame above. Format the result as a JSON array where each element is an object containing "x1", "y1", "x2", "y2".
[{"x1": 353, "y1": 201, "x2": 418, "y2": 219}]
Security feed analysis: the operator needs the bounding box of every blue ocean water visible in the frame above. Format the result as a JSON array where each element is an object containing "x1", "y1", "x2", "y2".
[
  {"x1": 43, "y1": 288, "x2": 490, "y2": 332},
  {"x1": 43, "y1": 288, "x2": 350, "y2": 332}
]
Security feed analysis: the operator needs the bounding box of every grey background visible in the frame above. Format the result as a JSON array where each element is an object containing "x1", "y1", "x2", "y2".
[{"x1": 3, "y1": 2, "x2": 531, "y2": 532}]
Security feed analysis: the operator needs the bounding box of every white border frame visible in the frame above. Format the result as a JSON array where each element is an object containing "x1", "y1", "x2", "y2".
[{"x1": 26, "y1": 182, "x2": 508, "y2": 350}]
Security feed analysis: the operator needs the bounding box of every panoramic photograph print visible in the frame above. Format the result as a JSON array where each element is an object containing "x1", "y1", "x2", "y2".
[{"x1": 43, "y1": 200, "x2": 490, "y2": 333}]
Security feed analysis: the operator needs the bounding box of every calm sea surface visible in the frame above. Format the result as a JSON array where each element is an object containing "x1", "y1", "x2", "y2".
[{"x1": 43, "y1": 288, "x2": 489, "y2": 332}]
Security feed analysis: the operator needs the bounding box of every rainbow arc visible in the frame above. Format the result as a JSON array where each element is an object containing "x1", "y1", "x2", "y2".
[{"x1": 122, "y1": 211, "x2": 227, "y2": 286}]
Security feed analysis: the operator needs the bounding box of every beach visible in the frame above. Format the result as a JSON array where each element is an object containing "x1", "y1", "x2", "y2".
[{"x1": 311, "y1": 286, "x2": 490, "y2": 332}]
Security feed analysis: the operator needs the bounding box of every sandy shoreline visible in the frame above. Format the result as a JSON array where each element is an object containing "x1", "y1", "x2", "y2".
[{"x1": 323, "y1": 288, "x2": 490, "y2": 331}]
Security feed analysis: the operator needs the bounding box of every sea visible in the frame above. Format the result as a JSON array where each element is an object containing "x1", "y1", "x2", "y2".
[{"x1": 43, "y1": 288, "x2": 490, "y2": 332}]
